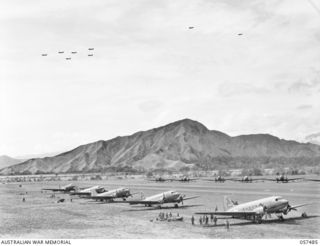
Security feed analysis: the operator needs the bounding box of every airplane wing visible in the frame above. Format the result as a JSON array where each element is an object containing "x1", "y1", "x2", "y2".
[
  {"x1": 202, "y1": 178, "x2": 216, "y2": 181},
  {"x1": 42, "y1": 188, "x2": 65, "y2": 192},
  {"x1": 182, "y1": 196, "x2": 200, "y2": 201},
  {"x1": 255, "y1": 178, "x2": 275, "y2": 181},
  {"x1": 227, "y1": 179, "x2": 245, "y2": 182},
  {"x1": 304, "y1": 178, "x2": 320, "y2": 182},
  {"x1": 129, "y1": 200, "x2": 162, "y2": 205},
  {"x1": 70, "y1": 192, "x2": 92, "y2": 196},
  {"x1": 147, "y1": 179, "x2": 171, "y2": 182},
  {"x1": 195, "y1": 211, "x2": 257, "y2": 216},
  {"x1": 290, "y1": 203, "x2": 312, "y2": 210},
  {"x1": 288, "y1": 178, "x2": 303, "y2": 181},
  {"x1": 117, "y1": 200, "x2": 162, "y2": 205},
  {"x1": 87, "y1": 195, "x2": 116, "y2": 200}
]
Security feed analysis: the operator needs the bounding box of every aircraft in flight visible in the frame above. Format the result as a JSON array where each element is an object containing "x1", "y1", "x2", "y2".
[
  {"x1": 86, "y1": 187, "x2": 135, "y2": 202},
  {"x1": 42, "y1": 183, "x2": 78, "y2": 193},
  {"x1": 58, "y1": 51, "x2": 64, "y2": 54},
  {"x1": 41, "y1": 54, "x2": 47, "y2": 56},
  {"x1": 195, "y1": 195, "x2": 310, "y2": 223},
  {"x1": 123, "y1": 190, "x2": 199, "y2": 208},
  {"x1": 88, "y1": 54, "x2": 94, "y2": 56},
  {"x1": 69, "y1": 185, "x2": 106, "y2": 197},
  {"x1": 71, "y1": 51, "x2": 77, "y2": 54},
  {"x1": 88, "y1": 48, "x2": 94, "y2": 50},
  {"x1": 66, "y1": 57, "x2": 72, "y2": 60}
]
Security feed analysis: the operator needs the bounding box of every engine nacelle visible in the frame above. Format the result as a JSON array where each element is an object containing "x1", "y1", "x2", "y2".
[{"x1": 253, "y1": 207, "x2": 265, "y2": 215}]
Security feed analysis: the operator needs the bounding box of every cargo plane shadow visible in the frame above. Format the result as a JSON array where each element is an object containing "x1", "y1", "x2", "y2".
[{"x1": 200, "y1": 215, "x2": 319, "y2": 227}]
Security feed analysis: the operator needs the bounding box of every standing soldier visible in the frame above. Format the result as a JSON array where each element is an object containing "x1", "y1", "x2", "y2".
[
  {"x1": 191, "y1": 215, "x2": 195, "y2": 225},
  {"x1": 199, "y1": 217, "x2": 202, "y2": 225},
  {"x1": 210, "y1": 214, "x2": 214, "y2": 223},
  {"x1": 214, "y1": 216, "x2": 217, "y2": 226},
  {"x1": 226, "y1": 220, "x2": 230, "y2": 230}
]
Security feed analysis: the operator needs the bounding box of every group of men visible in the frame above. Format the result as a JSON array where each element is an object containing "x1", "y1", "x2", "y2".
[
  {"x1": 191, "y1": 214, "x2": 218, "y2": 226},
  {"x1": 157, "y1": 212, "x2": 180, "y2": 221}
]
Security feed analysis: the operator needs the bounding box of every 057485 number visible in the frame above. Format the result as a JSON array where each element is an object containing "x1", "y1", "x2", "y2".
[{"x1": 300, "y1": 240, "x2": 318, "y2": 244}]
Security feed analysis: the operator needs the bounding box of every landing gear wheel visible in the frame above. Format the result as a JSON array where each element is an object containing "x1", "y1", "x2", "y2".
[{"x1": 277, "y1": 215, "x2": 284, "y2": 221}]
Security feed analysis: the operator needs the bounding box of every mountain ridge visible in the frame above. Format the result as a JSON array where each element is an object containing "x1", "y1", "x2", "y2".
[{"x1": 1, "y1": 119, "x2": 320, "y2": 175}]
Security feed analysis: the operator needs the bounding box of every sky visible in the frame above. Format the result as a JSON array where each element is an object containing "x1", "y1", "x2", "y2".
[{"x1": 0, "y1": 0, "x2": 320, "y2": 157}]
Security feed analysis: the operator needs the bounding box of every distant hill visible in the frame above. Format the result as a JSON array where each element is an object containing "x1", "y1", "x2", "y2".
[
  {"x1": 0, "y1": 155, "x2": 24, "y2": 169},
  {"x1": 1, "y1": 119, "x2": 320, "y2": 175},
  {"x1": 14, "y1": 151, "x2": 65, "y2": 160}
]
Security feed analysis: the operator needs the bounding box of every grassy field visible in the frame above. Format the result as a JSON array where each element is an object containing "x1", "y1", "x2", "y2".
[{"x1": 0, "y1": 178, "x2": 319, "y2": 238}]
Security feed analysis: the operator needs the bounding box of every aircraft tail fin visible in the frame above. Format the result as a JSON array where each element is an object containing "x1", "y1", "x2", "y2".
[
  {"x1": 223, "y1": 196, "x2": 236, "y2": 211},
  {"x1": 90, "y1": 189, "x2": 98, "y2": 196},
  {"x1": 140, "y1": 192, "x2": 145, "y2": 200}
]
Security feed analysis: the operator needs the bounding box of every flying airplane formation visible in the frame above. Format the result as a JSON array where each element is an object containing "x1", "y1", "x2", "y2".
[
  {"x1": 195, "y1": 195, "x2": 310, "y2": 223},
  {"x1": 41, "y1": 48, "x2": 95, "y2": 60}
]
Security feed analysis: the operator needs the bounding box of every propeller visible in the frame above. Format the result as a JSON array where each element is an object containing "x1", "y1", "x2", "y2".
[
  {"x1": 283, "y1": 204, "x2": 296, "y2": 215},
  {"x1": 257, "y1": 203, "x2": 268, "y2": 217}
]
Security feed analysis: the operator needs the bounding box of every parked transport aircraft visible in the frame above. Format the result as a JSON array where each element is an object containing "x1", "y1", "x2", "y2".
[{"x1": 195, "y1": 195, "x2": 310, "y2": 223}]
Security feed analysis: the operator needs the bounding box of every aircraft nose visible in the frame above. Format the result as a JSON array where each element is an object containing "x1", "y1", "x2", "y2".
[{"x1": 282, "y1": 199, "x2": 289, "y2": 206}]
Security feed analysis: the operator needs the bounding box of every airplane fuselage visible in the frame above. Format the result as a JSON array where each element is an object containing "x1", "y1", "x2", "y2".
[{"x1": 229, "y1": 196, "x2": 288, "y2": 215}]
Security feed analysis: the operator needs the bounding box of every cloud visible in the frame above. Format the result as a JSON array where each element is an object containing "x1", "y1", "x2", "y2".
[
  {"x1": 138, "y1": 100, "x2": 163, "y2": 113},
  {"x1": 296, "y1": 104, "x2": 313, "y2": 110},
  {"x1": 218, "y1": 83, "x2": 270, "y2": 97}
]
